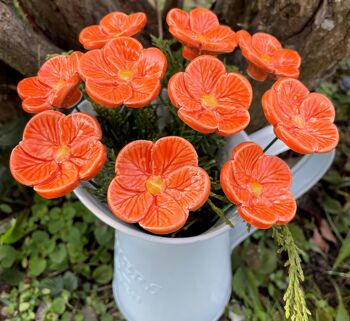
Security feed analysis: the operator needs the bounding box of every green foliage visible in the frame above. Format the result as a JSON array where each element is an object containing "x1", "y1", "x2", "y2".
[
  {"x1": 273, "y1": 225, "x2": 311, "y2": 321},
  {"x1": 0, "y1": 194, "x2": 121, "y2": 321}
]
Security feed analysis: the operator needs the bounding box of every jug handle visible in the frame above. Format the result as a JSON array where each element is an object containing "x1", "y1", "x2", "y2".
[{"x1": 230, "y1": 125, "x2": 335, "y2": 250}]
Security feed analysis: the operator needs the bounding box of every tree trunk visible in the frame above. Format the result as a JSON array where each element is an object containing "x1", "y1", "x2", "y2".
[
  {"x1": 1, "y1": 0, "x2": 350, "y2": 129},
  {"x1": 214, "y1": 0, "x2": 350, "y2": 131},
  {"x1": 0, "y1": 1, "x2": 61, "y2": 76},
  {"x1": 20, "y1": 0, "x2": 159, "y2": 50}
]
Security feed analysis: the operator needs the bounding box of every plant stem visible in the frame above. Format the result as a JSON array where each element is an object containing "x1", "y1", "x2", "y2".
[
  {"x1": 209, "y1": 192, "x2": 228, "y2": 202},
  {"x1": 207, "y1": 198, "x2": 234, "y2": 228},
  {"x1": 154, "y1": 0, "x2": 163, "y2": 39},
  {"x1": 263, "y1": 136, "x2": 278, "y2": 153}
]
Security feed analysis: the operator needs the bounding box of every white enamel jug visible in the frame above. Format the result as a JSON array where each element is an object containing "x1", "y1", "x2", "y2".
[{"x1": 74, "y1": 101, "x2": 335, "y2": 321}]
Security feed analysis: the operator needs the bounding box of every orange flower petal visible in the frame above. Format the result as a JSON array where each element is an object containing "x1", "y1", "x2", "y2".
[
  {"x1": 182, "y1": 46, "x2": 201, "y2": 60},
  {"x1": 132, "y1": 48, "x2": 167, "y2": 79},
  {"x1": 185, "y1": 55, "x2": 226, "y2": 95},
  {"x1": 34, "y1": 162, "x2": 80, "y2": 199},
  {"x1": 252, "y1": 154, "x2": 292, "y2": 189},
  {"x1": 101, "y1": 12, "x2": 146, "y2": 36},
  {"x1": 275, "y1": 122, "x2": 339, "y2": 154},
  {"x1": 273, "y1": 49, "x2": 301, "y2": 78},
  {"x1": 165, "y1": 165, "x2": 210, "y2": 211},
  {"x1": 189, "y1": 8, "x2": 219, "y2": 34},
  {"x1": 60, "y1": 112, "x2": 102, "y2": 145},
  {"x1": 236, "y1": 30, "x2": 272, "y2": 72},
  {"x1": 166, "y1": 8, "x2": 190, "y2": 29},
  {"x1": 167, "y1": 9, "x2": 199, "y2": 49},
  {"x1": 22, "y1": 97, "x2": 53, "y2": 114},
  {"x1": 251, "y1": 33, "x2": 282, "y2": 55},
  {"x1": 85, "y1": 80, "x2": 132, "y2": 108},
  {"x1": 103, "y1": 37, "x2": 143, "y2": 71},
  {"x1": 52, "y1": 74, "x2": 81, "y2": 107},
  {"x1": 107, "y1": 178, "x2": 153, "y2": 222},
  {"x1": 307, "y1": 121, "x2": 339, "y2": 153},
  {"x1": 178, "y1": 108, "x2": 218, "y2": 134},
  {"x1": 70, "y1": 140, "x2": 106, "y2": 180},
  {"x1": 79, "y1": 49, "x2": 117, "y2": 83},
  {"x1": 262, "y1": 78, "x2": 309, "y2": 125},
  {"x1": 214, "y1": 73, "x2": 253, "y2": 109},
  {"x1": 99, "y1": 11, "x2": 128, "y2": 33},
  {"x1": 17, "y1": 77, "x2": 50, "y2": 100},
  {"x1": 202, "y1": 25, "x2": 237, "y2": 52},
  {"x1": 124, "y1": 77, "x2": 161, "y2": 108},
  {"x1": 79, "y1": 25, "x2": 112, "y2": 50},
  {"x1": 228, "y1": 142, "x2": 263, "y2": 186},
  {"x1": 220, "y1": 161, "x2": 250, "y2": 205},
  {"x1": 139, "y1": 192, "x2": 188, "y2": 234},
  {"x1": 38, "y1": 53, "x2": 81, "y2": 87},
  {"x1": 151, "y1": 136, "x2": 198, "y2": 176},
  {"x1": 299, "y1": 92, "x2": 335, "y2": 122},
  {"x1": 238, "y1": 192, "x2": 296, "y2": 229},
  {"x1": 23, "y1": 110, "x2": 63, "y2": 145},
  {"x1": 246, "y1": 63, "x2": 269, "y2": 81},
  {"x1": 168, "y1": 72, "x2": 201, "y2": 110},
  {"x1": 169, "y1": 27, "x2": 199, "y2": 48},
  {"x1": 274, "y1": 124, "x2": 317, "y2": 154},
  {"x1": 60, "y1": 88, "x2": 82, "y2": 109},
  {"x1": 216, "y1": 107, "x2": 250, "y2": 136},
  {"x1": 115, "y1": 140, "x2": 153, "y2": 191},
  {"x1": 10, "y1": 145, "x2": 58, "y2": 186}
]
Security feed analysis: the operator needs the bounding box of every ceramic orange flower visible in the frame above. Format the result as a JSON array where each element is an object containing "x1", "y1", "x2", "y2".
[
  {"x1": 166, "y1": 8, "x2": 237, "y2": 60},
  {"x1": 236, "y1": 30, "x2": 301, "y2": 81},
  {"x1": 107, "y1": 136, "x2": 210, "y2": 234},
  {"x1": 262, "y1": 78, "x2": 339, "y2": 154},
  {"x1": 17, "y1": 52, "x2": 83, "y2": 113},
  {"x1": 79, "y1": 37, "x2": 167, "y2": 108},
  {"x1": 168, "y1": 55, "x2": 252, "y2": 136},
  {"x1": 10, "y1": 111, "x2": 106, "y2": 199},
  {"x1": 79, "y1": 12, "x2": 147, "y2": 50},
  {"x1": 220, "y1": 142, "x2": 296, "y2": 229}
]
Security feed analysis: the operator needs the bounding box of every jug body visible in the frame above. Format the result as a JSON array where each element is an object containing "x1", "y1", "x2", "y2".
[{"x1": 113, "y1": 230, "x2": 233, "y2": 321}]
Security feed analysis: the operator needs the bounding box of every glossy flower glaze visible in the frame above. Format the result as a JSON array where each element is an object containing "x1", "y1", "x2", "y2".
[
  {"x1": 17, "y1": 52, "x2": 83, "y2": 113},
  {"x1": 107, "y1": 136, "x2": 210, "y2": 234},
  {"x1": 79, "y1": 12, "x2": 147, "y2": 49},
  {"x1": 220, "y1": 142, "x2": 296, "y2": 229},
  {"x1": 236, "y1": 30, "x2": 301, "y2": 81},
  {"x1": 166, "y1": 8, "x2": 237, "y2": 60},
  {"x1": 262, "y1": 78, "x2": 339, "y2": 154},
  {"x1": 10, "y1": 111, "x2": 106, "y2": 199},
  {"x1": 168, "y1": 55, "x2": 252, "y2": 136},
  {"x1": 79, "y1": 37, "x2": 167, "y2": 108}
]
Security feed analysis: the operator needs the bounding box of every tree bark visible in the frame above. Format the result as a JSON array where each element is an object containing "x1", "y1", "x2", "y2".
[
  {"x1": 20, "y1": 0, "x2": 158, "y2": 50},
  {"x1": 214, "y1": 0, "x2": 350, "y2": 131},
  {"x1": 0, "y1": 1, "x2": 61, "y2": 76}
]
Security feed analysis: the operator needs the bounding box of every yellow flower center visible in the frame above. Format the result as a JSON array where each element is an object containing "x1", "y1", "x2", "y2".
[
  {"x1": 118, "y1": 69, "x2": 133, "y2": 81},
  {"x1": 146, "y1": 176, "x2": 164, "y2": 195},
  {"x1": 250, "y1": 181, "x2": 263, "y2": 196},
  {"x1": 292, "y1": 115, "x2": 305, "y2": 127},
  {"x1": 201, "y1": 94, "x2": 218, "y2": 108},
  {"x1": 53, "y1": 79, "x2": 65, "y2": 92},
  {"x1": 55, "y1": 145, "x2": 70, "y2": 162},
  {"x1": 197, "y1": 34, "x2": 207, "y2": 42},
  {"x1": 260, "y1": 53, "x2": 271, "y2": 62}
]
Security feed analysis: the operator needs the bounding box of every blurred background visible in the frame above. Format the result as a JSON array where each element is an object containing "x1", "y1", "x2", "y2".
[{"x1": 0, "y1": 0, "x2": 350, "y2": 320}]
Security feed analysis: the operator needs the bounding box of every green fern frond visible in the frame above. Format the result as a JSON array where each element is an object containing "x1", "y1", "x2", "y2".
[{"x1": 273, "y1": 225, "x2": 311, "y2": 321}]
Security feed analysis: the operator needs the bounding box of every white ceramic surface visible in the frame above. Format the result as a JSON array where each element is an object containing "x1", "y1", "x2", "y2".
[{"x1": 74, "y1": 100, "x2": 335, "y2": 321}]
